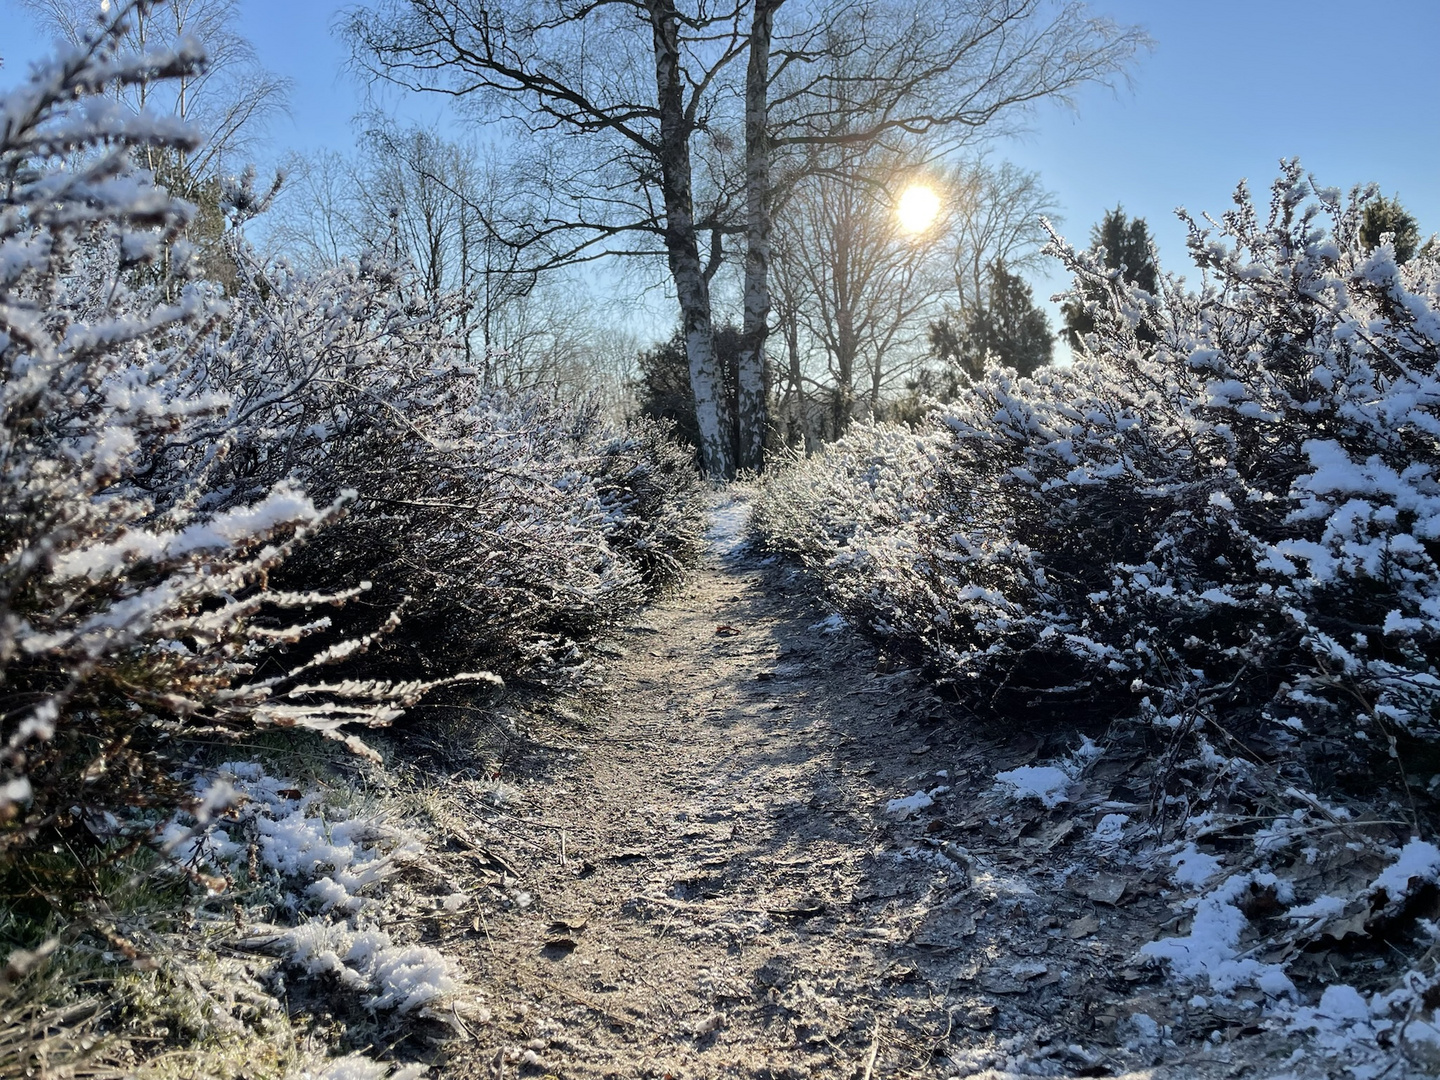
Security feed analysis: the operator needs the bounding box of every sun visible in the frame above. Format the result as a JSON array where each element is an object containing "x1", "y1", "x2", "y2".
[{"x1": 896, "y1": 184, "x2": 941, "y2": 234}]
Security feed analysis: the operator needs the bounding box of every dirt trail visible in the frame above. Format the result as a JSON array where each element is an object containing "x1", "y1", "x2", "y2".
[{"x1": 443, "y1": 496, "x2": 1289, "y2": 1080}]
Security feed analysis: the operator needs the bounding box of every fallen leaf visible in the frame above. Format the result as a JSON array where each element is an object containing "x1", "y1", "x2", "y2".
[
  {"x1": 1065, "y1": 914, "x2": 1101, "y2": 939},
  {"x1": 1317, "y1": 907, "x2": 1372, "y2": 943},
  {"x1": 767, "y1": 897, "x2": 825, "y2": 919},
  {"x1": 1041, "y1": 819, "x2": 1078, "y2": 852},
  {"x1": 715, "y1": 625, "x2": 741, "y2": 637},
  {"x1": 1074, "y1": 873, "x2": 1129, "y2": 906},
  {"x1": 882, "y1": 964, "x2": 919, "y2": 984},
  {"x1": 688, "y1": 1012, "x2": 725, "y2": 1036},
  {"x1": 756, "y1": 955, "x2": 795, "y2": 988}
]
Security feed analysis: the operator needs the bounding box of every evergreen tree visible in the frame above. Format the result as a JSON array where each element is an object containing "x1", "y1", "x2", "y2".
[
  {"x1": 1360, "y1": 194, "x2": 1422, "y2": 264},
  {"x1": 930, "y1": 263, "x2": 1054, "y2": 379},
  {"x1": 1062, "y1": 206, "x2": 1158, "y2": 351}
]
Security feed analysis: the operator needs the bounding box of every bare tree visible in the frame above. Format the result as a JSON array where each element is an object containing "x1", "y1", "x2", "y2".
[
  {"x1": 727, "y1": 0, "x2": 1144, "y2": 459},
  {"x1": 341, "y1": 0, "x2": 747, "y2": 477},
  {"x1": 18, "y1": 0, "x2": 290, "y2": 188},
  {"x1": 342, "y1": 0, "x2": 1145, "y2": 475},
  {"x1": 947, "y1": 156, "x2": 1059, "y2": 320},
  {"x1": 357, "y1": 123, "x2": 540, "y2": 372},
  {"x1": 736, "y1": 0, "x2": 780, "y2": 471},
  {"x1": 259, "y1": 149, "x2": 367, "y2": 270},
  {"x1": 264, "y1": 124, "x2": 538, "y2": 380},
  {"x1": 772, "y1": 142, "x2": 951, "y2": 434}
]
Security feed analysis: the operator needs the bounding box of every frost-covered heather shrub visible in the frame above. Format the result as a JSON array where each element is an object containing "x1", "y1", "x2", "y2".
[
  {"x1": 591, "y1": 416, "x2": 709, "y2": 591},
  {"x1": 180, "y1": 241, "x2": 706, "y2": 683},
  {"x1": 756, "y1": 162, "x2": 1440, "y2": 747},
  {"x1": 163, "y1": 763, "x2": 459, "y2": 1019},
  {"x1": 0, "y1": 4, "x2": 425, "y2": 870},
  {"x1": 749, "y1": 422, "x2": 944, "y2": 565}
]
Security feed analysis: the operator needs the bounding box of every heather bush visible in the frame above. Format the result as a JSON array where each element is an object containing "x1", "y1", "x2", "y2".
[
  {"x1": 0, "y1": 4, "x2": 447, "y2": 877},
  {"x1": 0, "y1": 2, "x2": 706, "y2": 881},
  {"x1": 179, "y1": 240, "x2": 706, "y2": 683},
  {"x1": 748, "y1": 421, "x2": 943, "y2": 565},
  {"x1": 755, "y1": 162, "x2": 1440, "y2": 750}
]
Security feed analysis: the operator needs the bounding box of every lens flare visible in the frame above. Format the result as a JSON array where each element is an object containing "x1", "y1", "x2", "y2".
[{"x1": 896, "y1": 185, "x2": 941, "y2": 233}]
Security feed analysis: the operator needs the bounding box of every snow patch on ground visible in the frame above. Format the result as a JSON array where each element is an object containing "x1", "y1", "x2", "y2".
[
  {"x1": 165, "y1": 763, "x2": 464, "y2": 1018},
  {"x1": 284, "y1": 923, "x2": 457, "y2": 1014},
  {"x1": 1368, "y1": 839, "x2": 1440, "y2": 906},
  {"x1": 1136, "y1": 827, "x2": 1440, "y2": 1075},
  {"x1": 886, "y1": 785, "x2": 949, "y2": 819},
  {"x1": 311, "y1": 1053, "x2": 429, "y2": 1079},
  {"x1": 1281, "y1": 983, "x2": 1429, "y2": 1078},
  {"x1": 1092, "y1": 813, "x2": 1129, "y2": 846},
  {"x1": 706, "y1": 496, "x2": 751, "y2": 557},
  {"x1": 993, "y1": 765, "x2": 1073, "y2": 808},
  {"x1": 163, "y1": 762, "x2": 426, "y2": 915},
  {"x1": 1170, "y1": 842, "x2": 1224, "y2": 888},
  {"x1": 1285, "y1": 894, "x2": 1347, "y2": 920},
  {"x1": 809, "y1": 612, "x2": 848, "y2": 634},
  {"x1": 1139, "y1": 872, "x2": 1295, "y2": 998}
]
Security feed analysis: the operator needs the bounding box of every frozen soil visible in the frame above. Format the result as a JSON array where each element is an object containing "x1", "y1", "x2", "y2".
[{"x1": 429, "y1": 499, "x2": 1324, "y2": 1080}]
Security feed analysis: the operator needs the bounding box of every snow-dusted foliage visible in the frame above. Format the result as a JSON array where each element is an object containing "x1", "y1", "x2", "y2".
[
  {"x1": 164, "y1": 763, "x2": 461, "y2": 1019},
  {"x1": 748, "y1": 421, "x2": 943, "y2": 566},
  {"x1": 182, "y1": 240, "x2": 707, "y2": 682},
  {"x1": 756, "y1": 164, "x2": 1440, "y2": 1040},
  {"x1": 0, "y1": 5, "x2": 705, "y2": 872},
  {"x1": 162, "y1": 762, "x2": 428, "y2": 916},
  {"x1": 755, "y1": 163, "x2": 1440, "y2": 750},
  {"x1": 0, "y1": 3, "x2": 436, "y2": 867}
]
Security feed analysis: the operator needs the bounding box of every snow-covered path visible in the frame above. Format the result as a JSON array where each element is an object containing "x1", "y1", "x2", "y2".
[{"x1": 440, "y1": 494, "x2": 1314, "y2": 1079}]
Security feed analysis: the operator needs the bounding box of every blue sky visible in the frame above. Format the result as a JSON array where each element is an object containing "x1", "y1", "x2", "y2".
[
  {"x1": 991, "y1": 0, "x2": 1440, "y2": 307},
  {"x1": 3, "y1": 0, "x2": 1437, "y2": 332}
]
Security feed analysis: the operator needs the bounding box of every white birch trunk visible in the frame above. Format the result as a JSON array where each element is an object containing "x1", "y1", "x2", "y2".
[
  {"x1": 736, "y1": 0, "x2": 779, "y2": 474},
  {"x1": 646, "y1": 0, "x2": 735, "y2": 480}
]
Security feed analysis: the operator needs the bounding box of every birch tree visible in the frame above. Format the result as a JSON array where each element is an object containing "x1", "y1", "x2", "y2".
[
  {"x1": 728, "y1": 0, "x2": 1145, "y2": 466},
  {"x1": 645, "y1": 0, "x2": 737, "y2": 476},
  {"x1": 343, "y1": 0, "x2": 1145, "y2": 475},
  {"x1": 735, "y1": 0, "x2": 780, "y2": 471},
  {"x1": 342, "y1": 0, "x2": 746, "y2": 477}
]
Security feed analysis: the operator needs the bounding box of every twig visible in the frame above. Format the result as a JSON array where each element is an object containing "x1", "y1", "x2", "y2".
[
  {"x1": 861, "y1": 1019, "x2": 881, "y2": 1080},
  {"x1": 472, "y1": 814, "x2": 548, "y2": 852},
  {"x1": 543, "y1": 982, "x2": 637, "y2": 1029}
]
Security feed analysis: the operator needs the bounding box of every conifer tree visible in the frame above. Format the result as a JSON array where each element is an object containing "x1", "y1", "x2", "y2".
[
  {"x1": 1360, "y1": 194, "x2": 1422, "y2": 264},
  {"x1": 1061, "y1": 206, "x2": 1158, "y2": 351},
  {"x1": 930, "y1": 263, "x2": 1054, "y2": 379}
]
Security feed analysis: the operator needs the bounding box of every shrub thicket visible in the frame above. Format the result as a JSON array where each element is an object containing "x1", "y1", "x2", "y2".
[
  {"x1": 0, "y1": 7, "x2": 411, "y2": 879},
  {"x1": 755, "y1": 162, "x2": 1440, "y2": 756},
  {"x1": 185, "y1": 245, "x2": 706, "y2": 684},
  {"x1": 0, "y1": 3, "x2": 705, "y2": 885}
]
